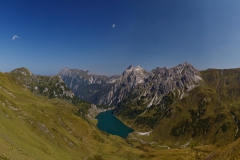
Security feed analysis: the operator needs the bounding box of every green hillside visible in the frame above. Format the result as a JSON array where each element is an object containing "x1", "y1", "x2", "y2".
[{"x1": 204, "y1": 137, "x2": 240, "y2": 160}]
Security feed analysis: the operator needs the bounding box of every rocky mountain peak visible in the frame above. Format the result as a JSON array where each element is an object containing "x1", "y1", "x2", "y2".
[
  {"x1": 175, "y1": 62, "x2": 202, "y2": 82},
  {"x1": 175, "y1": 62, "x2": 198, "y2": 73},
  {"x1": 122, "y1": 65, "x2": 145, "y2": 77},
  {"x1": 182, "y1": 61, "x2": 191, "y2": 66},
  {"x1": 10, "y1": 67, "x2": 32, "y2": 77},
  {"x1": 120, "y1": 65, "x2": 147, "y2": 85},
  {"x1": 151, "y1": 62, "x2": 200, "y2": 78},
  {"x1": 58, "y1": 67, "x2": 70, "y2": 76},
  {"x1": 126, "y1": 65, "x2": 134, "y2": 70}
]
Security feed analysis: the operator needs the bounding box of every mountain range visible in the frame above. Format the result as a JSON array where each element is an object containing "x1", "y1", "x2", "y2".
[
  {"x1": 58, "y1": 62, "x2": 202, "y2": 106},
  {"x1": 59, "y1": 62, "x2": 240, "y2": 148},
  {"x1": 1, "y1": 62, "x2": 240, "y2": 159}
]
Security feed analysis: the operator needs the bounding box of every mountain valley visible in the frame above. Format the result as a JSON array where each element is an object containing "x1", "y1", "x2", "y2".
[
  {"x1": 2, "y1": 63, "x2": 240, "y2": 159},
  {"x1": 59, "y1": 62, "x2": 240, "y2": 148}
]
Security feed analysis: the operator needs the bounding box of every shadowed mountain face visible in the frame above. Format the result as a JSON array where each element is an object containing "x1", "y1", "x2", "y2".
[
  {"x1": 59, "y1": 63, "x2": 240, "y2": 147},
  {"x1": 58, "y1": 67, "x2": 111, "y2": 105}
]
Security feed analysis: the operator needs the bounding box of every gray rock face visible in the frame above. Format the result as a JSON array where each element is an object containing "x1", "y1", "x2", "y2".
[
  {"x1": 58, "y1": 62, "x2": 203, "y2": 106},
  {"x1": 142, "y1": 62, "x2": 203, "y2": 103},
  {"x1": 58, "y1": 67, "x2": 108, "y2": 91},
  {"x1": 58, "y1": 68, "x2": 110, "y2": 104}
]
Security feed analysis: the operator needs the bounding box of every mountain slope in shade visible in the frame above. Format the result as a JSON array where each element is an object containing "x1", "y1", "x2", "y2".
[{"x1": 58, "y1": 67, "x2": 111, "y2": 105}]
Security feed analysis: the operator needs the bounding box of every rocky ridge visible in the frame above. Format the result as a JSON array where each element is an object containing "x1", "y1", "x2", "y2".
[
  {"x1": 58, "y1": 62, "x2": 203, "y2": 107},
  {"x1": 58, "y1": 67, "x2": 108, "y2": 92},
  {"x1": 10, "y1": 67, "x2": 75, "y2": 99},
  {"x1": 9, "y1": 68, "x2": 91, "y2": 118}
]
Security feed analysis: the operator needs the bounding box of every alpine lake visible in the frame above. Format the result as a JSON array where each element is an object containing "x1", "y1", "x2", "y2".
[{"x1": 95, "y1": 110, "x2": 134, "y2": 138}]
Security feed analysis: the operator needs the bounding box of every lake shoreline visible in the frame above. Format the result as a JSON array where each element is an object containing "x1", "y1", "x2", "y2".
[{"x1": 95, "y1": 109, "x2": 134, "y2": 139}]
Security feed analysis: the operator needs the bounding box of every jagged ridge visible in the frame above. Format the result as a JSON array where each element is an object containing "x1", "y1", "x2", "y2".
[{"x1": 58, "y1": 62, "x2": 202, "y2": 106}]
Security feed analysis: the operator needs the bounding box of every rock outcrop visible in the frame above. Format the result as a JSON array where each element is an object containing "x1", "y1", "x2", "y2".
[{"x1": 10, "y1": 67, "x2": 75, "y2": 100}]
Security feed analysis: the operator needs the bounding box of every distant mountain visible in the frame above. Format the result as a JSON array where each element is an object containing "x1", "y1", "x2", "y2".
[{"x1": 58, "y1": 67, "x2": 111, "y2": 106}]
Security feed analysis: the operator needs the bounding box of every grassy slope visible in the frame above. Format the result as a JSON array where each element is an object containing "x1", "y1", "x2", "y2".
[
  {"x1": 204, "y1": 138, "x2": 240, "y2": 160},
  {"x1": 149, "y1": 86, "x2": 236, "y2": 147}
]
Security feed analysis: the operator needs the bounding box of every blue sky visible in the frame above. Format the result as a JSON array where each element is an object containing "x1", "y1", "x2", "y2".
[{"x1": 1, "y1": 0, "x2": 240, "y2": 75}]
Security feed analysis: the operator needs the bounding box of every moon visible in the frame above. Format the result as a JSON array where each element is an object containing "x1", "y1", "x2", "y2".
[{"x1": 112, "y1": 24, "x2": 115, "y2": 28}]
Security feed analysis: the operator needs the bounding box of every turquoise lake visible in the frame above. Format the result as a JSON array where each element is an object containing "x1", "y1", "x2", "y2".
[{"x1": 95, "y1": 110, "x2": 134, "y2": 138}]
